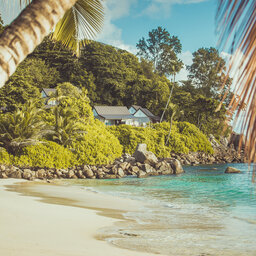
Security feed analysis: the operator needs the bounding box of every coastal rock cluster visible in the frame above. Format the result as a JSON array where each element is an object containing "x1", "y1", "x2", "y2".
[
  {"x1": 0, "y1": 144, "x2": 184, "y2": 181},
  {"x1": 173, "y1": 134, "x2": 245, "y2": 166}
]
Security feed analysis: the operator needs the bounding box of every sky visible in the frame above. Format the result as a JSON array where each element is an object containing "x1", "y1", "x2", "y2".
[{"x1": 0, "y1": 0, "x2": 219, "y2": 81}]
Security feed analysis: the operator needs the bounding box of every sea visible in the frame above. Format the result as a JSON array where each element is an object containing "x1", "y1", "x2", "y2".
[{"x1": 66, "y1": 163, "x2": 256, "y2": 256}]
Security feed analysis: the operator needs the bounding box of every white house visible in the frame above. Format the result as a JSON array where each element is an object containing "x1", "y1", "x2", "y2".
[
  {"x1": 93, "y1": 106, "x2": 138, "y2": 126},
  {"x1": 129, "y1": 105, "x2": 160, "y2": 126}
]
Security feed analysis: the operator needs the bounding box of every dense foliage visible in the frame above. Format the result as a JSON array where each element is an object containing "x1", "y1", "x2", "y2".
[
  {"x1": 72, "y1": 120, "x2": 123, "y2": 165},
  {"x1": 0, "y1": 84, "x2": 123, "y2": 167},
  {"x1": 186, "y1": 47, "x2": 232, "y2": 99},
  {"x1": 14, "y1": 141, "x2": 75, "y2": 168},
  {"x1": 0, "y1": 101, "x2": 48, "y2": 154},
  {"x1": 136, "y1": 26, "x2": 183, "y2": 76},
  {"x1": 0, "y1": 147, "x2": 11, "y2": 165},
  {"x1": 109, "y1": 122, "x2": 213, "y2": 157},
  {"x1": 0, "y1": 27, "x2": 233, "y2": 168}
]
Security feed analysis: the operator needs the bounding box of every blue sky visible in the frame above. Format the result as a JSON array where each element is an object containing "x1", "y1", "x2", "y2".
[
  {"x1": 0, "y1": 0, "x2": 219, "y2": 80},
  {"x1": 97, "y1": 0, "x2": 217, "y2": 53}
]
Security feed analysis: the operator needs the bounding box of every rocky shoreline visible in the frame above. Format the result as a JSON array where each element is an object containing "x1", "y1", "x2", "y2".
[
  {"x1": 0, "y1": 138, "x2": 244, "y2": 181},
  {"x1": 0, "y1": 144, "x2": 184, "y2": 181},
  {"x1": 174, "y1": 133, "x2": 245, "y2": 166}
]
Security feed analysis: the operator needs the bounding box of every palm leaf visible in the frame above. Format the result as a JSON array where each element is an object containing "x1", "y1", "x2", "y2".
[
  {"x1": 217, "y1": 1, "x2": 256, "y2": 173},
  {"x1": 52, "y1": 0, "x2": 104, "y2": 56},
  {"x1": 10, "y1": 0, "x2": 104, "y2": 55}
]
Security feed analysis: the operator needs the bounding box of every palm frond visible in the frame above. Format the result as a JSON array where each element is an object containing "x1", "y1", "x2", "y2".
[
  {"x1": 51, "y1": 0, "x2": 104, "y2": 56},
  {"x1": 217, "y1": 1, "x2": 256, "y2": 168},
  {"x1": 9, "y1": 0, "x2": 104, "y2": 55}
]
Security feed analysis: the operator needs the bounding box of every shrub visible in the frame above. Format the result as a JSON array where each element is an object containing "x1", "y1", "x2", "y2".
[
  {"x1": 108, "y1": 122, "x2": 213, "y2": 157},
  {"x1": 108, "y1": 125, "x2": 170, "y2": 157},
  {"x1": 14, "y1": 141, "x2": 75, "y2": 168},
  {"x1": 0, "y1": 147, "x2": 11, "y2": 165},
  {"x1": 71, "y1": 120, "x2": 123, "y2": 165},
  {"x1": 153, "y1": 122, "x2": 213, "y2": 154}
]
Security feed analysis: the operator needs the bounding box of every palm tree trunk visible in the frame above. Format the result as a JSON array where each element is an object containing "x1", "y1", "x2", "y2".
[{"x1": 0, "y1": 0, "x2": 78, "y2": 87}]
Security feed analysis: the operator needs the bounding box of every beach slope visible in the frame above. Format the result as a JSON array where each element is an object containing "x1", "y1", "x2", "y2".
[{"x1": 0, "y1": 179, "x2": 157, "y2": 256}]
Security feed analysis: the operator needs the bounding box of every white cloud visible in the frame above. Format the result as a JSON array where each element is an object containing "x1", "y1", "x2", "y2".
[
  {"x1": 104, "y1": 0, "x2": 137, "y2": 20},
  {"x1": 176, "y1": 50, "x2": 193, "y2": 81},
  {"x1": 142, "y1": 0, "x2": 208, "y2": 18},
  {"x1": 95, "y1": 0, "x2": 208, "y2": 53},
  {"x1": 96, "y1": 0, "x2": 137, "y2": 53}
]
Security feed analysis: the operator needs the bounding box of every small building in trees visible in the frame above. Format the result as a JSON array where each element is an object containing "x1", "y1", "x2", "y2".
[
  {"x1": 129, "y1": 105, "x2": 160, "y2": 126},
  {"x1": 93, "y1": 105, "x2": 160, "y2": 127},
  {"x1": 93, "y1": 106, "x2": 138, "y2": 126},
  {"x1": 41, "y1": 88, "x2": 57, "y2": 107}
]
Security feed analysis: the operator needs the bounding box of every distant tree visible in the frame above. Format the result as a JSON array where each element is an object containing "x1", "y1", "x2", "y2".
[
  {"x1": 187, "y1": 47, "x2": 232, "y2": 98},
  {"x1": 9, "y1": 58, "x2": 60, "y2": 91},
  {"x1": 0, "y1": 79, "x2": 41, "y2": 112},
  {"x1": 56, "y1": 82, "x2": 81, "y2": 98},
  {"x1": 136, "y1": 26, "x2": 183, "y2": 76},
  {"x1": 31, "y1": 38, "x2": 98, "y2": 101},
  {"x1": 172, "y1": 87, "x2": 227, "y2": 138},
  {"x1": 0, "y1": 58, "x2": 60, "y2": 111}
]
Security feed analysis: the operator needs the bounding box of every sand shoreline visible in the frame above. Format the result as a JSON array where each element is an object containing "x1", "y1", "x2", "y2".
[{"x1": 0, "y1": 179, "x2": 158, "y2": 256}]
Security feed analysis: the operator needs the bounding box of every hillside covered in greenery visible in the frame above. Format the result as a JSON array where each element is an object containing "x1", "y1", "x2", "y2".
[
  {"x1": 0, "y1": 82, "x2": 213, "y2": 168},
  {"x1": 0, "y1": 26, "x2": 232, "y2": 168},
  {"x1": 0, "y1": 30, "x2": 231, "y2": 136}
]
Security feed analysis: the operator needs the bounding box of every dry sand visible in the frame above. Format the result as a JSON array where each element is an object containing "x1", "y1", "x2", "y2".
[{"x1": 0, "y1": 179, "x2": 159, "y2": 256}]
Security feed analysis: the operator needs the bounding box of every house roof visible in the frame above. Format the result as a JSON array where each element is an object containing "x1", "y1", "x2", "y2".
[
  {"x1": 131, "y1": 105, "x2": 141, "y2": 111},
  {"x1": 132, "y1": 105, "x2": 160, "y2": 121},
  {"x1": 42, "y1": 88, "x2": 56, "y2": 97},
  {"x1": 94, "y1": 106, "x2": 135, "y2": 120}
]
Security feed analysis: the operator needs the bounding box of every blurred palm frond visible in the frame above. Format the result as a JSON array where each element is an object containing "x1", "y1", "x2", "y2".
[{"x1": 216, "y1": 1, "x2": 256, "y2": 169}]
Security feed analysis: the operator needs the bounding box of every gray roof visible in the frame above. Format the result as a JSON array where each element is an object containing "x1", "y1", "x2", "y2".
[
  {"x1": 132, "y1": 105, "x2": 160, "y2": 120},
  {"x1": 131, "y1": 105, "x2": 141, "y2": 111},
  {"x1": 94, "y1": 106, "x2": 131, "y2": 116},
  {"x1": 42, "y1": 88, "x2": 56, "y2": 97},
  {"x1": 141, "y1": 108, "x2": 156, "y2": 118},
  {"x1": 94, "y1": 106, "x2": 135, "y2": 120}
]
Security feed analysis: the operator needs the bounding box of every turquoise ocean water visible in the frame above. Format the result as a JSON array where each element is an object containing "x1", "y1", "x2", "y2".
[{"x1": 67, "y1": 163, "x2": 256, "y2": 256}]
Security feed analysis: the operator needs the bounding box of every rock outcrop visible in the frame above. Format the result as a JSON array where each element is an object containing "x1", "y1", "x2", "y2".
[
  {"x1": 171, "y1": 134, "x2": 245, "y2": 166},
  {"x1": 225, "y1": 167, "x2": 241, "y2": 174},
  {"x1": 133, "y1": 144, "x2": 158, "y2": 165}
]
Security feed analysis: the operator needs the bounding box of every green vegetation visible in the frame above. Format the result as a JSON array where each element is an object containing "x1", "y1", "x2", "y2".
[
  {"x1": 0, "y1": 147, "x2": 11, "y2": 165},
  {"x1": 186, "y1": 47, "x2": 232, "y2": 99},
  {"x1": 0, "y1": 101, "x2": 48, "y2": 154},
  {"x1": 72, "y1": 120, "x2": 123, "y2": 165},
  {"x1": 0, "y1": 26, "x2": 232, "y2": 168},
  {"x1": 136, "y1": 26, "x2": 183, "y2": 76},
  {"x1": 0, "y1": 83, "x2": 124, "y2": 167},
  {"x1": 1, "y1": 35, "x2": 230, "y2": 138},
  {"x1": 109, "y1": 122, "x2": 213, "y2": 157},
  {"x1": 14, "y1": 141, "x2": 75, "y2": 169}
]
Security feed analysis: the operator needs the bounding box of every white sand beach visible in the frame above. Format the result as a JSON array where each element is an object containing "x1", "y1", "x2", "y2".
[{"x1": 0, "y1": 179, "x2": 158, "y2": 256}]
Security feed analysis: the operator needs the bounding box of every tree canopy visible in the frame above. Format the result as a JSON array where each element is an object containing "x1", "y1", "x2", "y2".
[
  {"x1": 187, "y1": 47, "x2": 232, "y2": 98},
  {"x1": 136, "y1": 26, "x2": 183, "y2": 76},
  {"x1": 1, "y1": 37, "x2": 233, "y2": 139}
]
